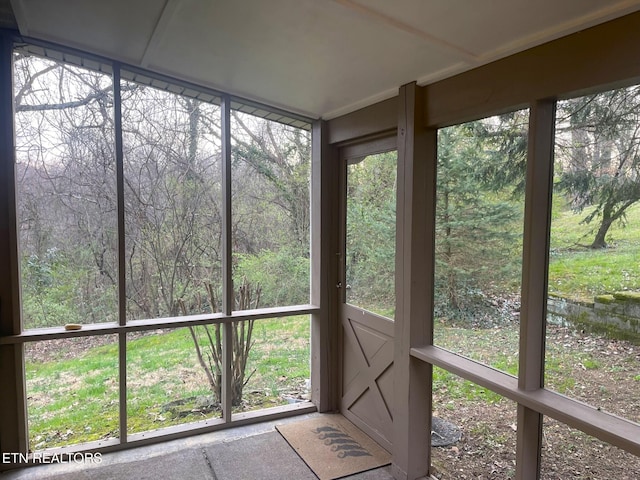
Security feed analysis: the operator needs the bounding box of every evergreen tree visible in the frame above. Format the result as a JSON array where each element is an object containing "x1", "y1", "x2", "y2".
[{"x1": 435, "y1": 115, "x2": 527, "y2": 324}]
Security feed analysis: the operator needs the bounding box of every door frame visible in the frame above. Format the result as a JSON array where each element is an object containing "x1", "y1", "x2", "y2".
[{"x1": 337, "y1": 135, "x2": 397, "y2": 449}]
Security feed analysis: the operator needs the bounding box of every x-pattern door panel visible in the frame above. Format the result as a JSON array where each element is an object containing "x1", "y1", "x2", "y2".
[{"x1": 341, "y1": 304, "x2": 394, "y2": 450}]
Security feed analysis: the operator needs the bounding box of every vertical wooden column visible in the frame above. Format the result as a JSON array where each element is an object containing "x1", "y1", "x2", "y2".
[
  {"x1": 392, "y1": 82, "x2": 435, "y2": 480},
  {"x1": 516, "y1": 99, "x2": 556, "y2": 479},
  {"x1": 221, "y1": 95, "x2": 233, "y2": 421},
  {"x1": 112, "y1": 63, "x2": 129, "y2": 445},
  {"x1": 0, "y1": 32, "x2": 28, "y2": 463},
  {"x1": 311, "y1": 120, "x2": 339, "y2": 412}
]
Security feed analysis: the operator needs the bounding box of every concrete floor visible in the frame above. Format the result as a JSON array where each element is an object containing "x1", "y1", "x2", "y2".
[{"x1": 0, "y1": 414, "x2": 395, "y2": 480}]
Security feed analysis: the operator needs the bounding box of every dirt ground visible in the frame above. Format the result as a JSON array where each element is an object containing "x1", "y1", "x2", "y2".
[{"x1": 431, "y1": 325, "x2": 640, "y2": 479}]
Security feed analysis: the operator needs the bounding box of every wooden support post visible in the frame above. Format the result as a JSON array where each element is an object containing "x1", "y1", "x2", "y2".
[
  {"x1": 311, "y1": 120, "x2": 339, "y2": 412},
  {"x1": 0, "y1": 32, "x2": 28, "y2": 465},
  {"x1": 516, "y1": 99, "x2": 556, "y2": 479},
  {"x1": 392, "y1": 82, "x2": 435, "y2": 480},
  {"x1": 221, "y1": 95, "x2": 233, "y2": 421},
  {"x1": 112, "y1": 63, "x2": 129, "y2": 445}
]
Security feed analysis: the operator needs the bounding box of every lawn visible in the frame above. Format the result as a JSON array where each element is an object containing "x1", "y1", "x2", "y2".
[
  {"x1": 26, "y1": 316, "x2": 310, "y2": 449},
  {"x1": 548, "y1": 201, "x2": 640, "y2": 301}
]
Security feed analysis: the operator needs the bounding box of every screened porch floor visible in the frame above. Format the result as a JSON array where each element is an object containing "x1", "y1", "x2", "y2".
[{"x1": 1, "y1": 414, "x2": 395, "y2": 480}]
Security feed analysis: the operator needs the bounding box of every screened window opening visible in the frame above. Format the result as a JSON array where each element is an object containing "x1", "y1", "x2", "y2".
[
  {"x1": 14, "y1": 52, "x2": 118, "y2": 329},
  {"x1": 121, "y1": 78, "x2": 223, "y2": 320},
  {"x1": 540, "y1": 418, "x2": 640, "y2": 477},
  {"x1": 25, "y1": 336, "x2": 119, "y2": 450},
  {"x1": 433, "y1": 111, "x2": 528, "y2": 374},
  {"x1": 547, "y1": 85, "x2": 640, "y2": 424},
  {"x1": 431, "y1": 368, "x2": 517, "y2": 478},
  {"x1": 11, "y1": 45, "x2": 314, "y2": 452},
  {"x1": 230, "y1": 110, "x2": 311, "y2": 310},
  {"x1": 345, "y1": 151, "x2": 397, "y2": 318}
]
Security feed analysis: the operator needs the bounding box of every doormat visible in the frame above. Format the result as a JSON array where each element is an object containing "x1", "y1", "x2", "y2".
[{"x1": 276, "y1": 414, "x2": 391, "y2": 480}]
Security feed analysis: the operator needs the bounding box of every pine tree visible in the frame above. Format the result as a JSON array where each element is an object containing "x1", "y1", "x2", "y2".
[{"x1": 435, "y1": 114, "x2": 527, "y2": 323}]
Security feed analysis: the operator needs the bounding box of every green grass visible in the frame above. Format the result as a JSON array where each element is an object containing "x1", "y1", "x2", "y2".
[
  {"x1": 433, "y1": 326, "x2": 517, "y2": 406},
  {"x1": 548, "y1": 200, "x2": 640, "y2": 301},
  {"x1": 26, "y1": 316, "x2": 310, "y2": 450},
  {"x1": 434, "y1": 325, "x2": 519, "y2": 375},
  {"x1": 26, "y1": 340, "x2": 120, "y2": 449},
  {"x1": 434, "y1": 366, "x2": 504, "y2": 404}
]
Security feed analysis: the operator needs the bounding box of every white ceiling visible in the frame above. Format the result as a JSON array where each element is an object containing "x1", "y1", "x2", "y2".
[{"x1": 8, "y1": 0, "x2": 640, "y2": 119}]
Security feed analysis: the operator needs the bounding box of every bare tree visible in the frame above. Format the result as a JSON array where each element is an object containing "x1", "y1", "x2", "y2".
[
  {"x1": 14, "y1": 52, "x2": 310, "y2": 326},
  {"x1": 180, "y1": 279, "x2": 261, "y2": 408}
]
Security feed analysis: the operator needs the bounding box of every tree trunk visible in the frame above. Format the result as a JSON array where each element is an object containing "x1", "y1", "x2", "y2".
[
  {"x1": 588, "y1": 199, "x2": 637, "y2": 249},
  {"x1": 590, "y1": 216, "x2": 613, "y2": 249},
  {"x1": 442, "y1": 186, "x2": 459, "y2": 310}
]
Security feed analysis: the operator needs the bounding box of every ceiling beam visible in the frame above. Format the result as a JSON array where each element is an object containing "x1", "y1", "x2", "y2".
[
  {"x1": 476, "y1": 0, "x2": 640, "y2": 64},
  {"x1": 424, "y1": 10, "x2": 640, "y2": 128}
]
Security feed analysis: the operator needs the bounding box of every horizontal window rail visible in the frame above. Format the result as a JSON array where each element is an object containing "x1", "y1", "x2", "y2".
[
  {"x1": 411, "y1": 344, "x2": 640, "y2": 456},
  {"x1": 0, "y1": 304, "x2": 320, "y2": 344}
]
